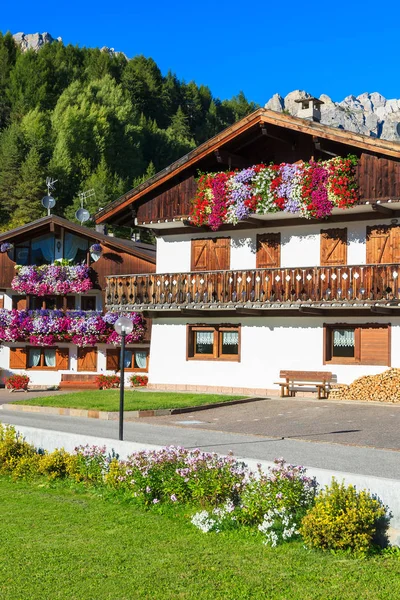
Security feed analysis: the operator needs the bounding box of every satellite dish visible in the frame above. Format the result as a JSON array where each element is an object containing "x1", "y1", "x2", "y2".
[
  {"x1": 42, "y1": 195, "x2": 56, "y2": 210},
  {"x1": 75, "y1": 208, "x2": 91, "y2": 224}
]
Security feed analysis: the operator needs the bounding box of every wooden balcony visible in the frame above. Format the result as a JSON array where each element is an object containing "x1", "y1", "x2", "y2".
[{"x1": 105, "y1": 264, "x2": 400, "y2": 313}]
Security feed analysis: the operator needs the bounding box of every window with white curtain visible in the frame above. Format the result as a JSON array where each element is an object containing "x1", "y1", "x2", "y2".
[
  {"x1": 31, "y1": 234, "x2": 55, "y2": 265},
  {"x1": 188, "y1": 326, "x2": 240, "y2": 361},
  {"x1": 27, "y1": 347, "x2": 57, "y2": 368},
  {"x1": 64, "y1": 233, "x2": 89, "y2": 263}
]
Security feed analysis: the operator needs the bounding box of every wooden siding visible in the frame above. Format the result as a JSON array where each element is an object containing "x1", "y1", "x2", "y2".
[
  {"x1": 357, "y1": 154, "x2": 400, "y2": 201},
  {"x1": 136, "y1": 175, "x2": 197, "y2": 224},
  {"x1": 0, "y1": 253, "x2": 18, "y2": 289},
  {"x1": 91, "y1": 248, "x2": 156, "y2": 292},
  {"x1": 105, "y1": 264, "x2": 400, "y2": 307}
]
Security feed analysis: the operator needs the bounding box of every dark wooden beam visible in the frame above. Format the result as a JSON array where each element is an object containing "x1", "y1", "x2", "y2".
[
  {"x1": 260, "y1": 124, "x2": 296, "y2": 149},
  {"x1": 298, "y1": 307, "x2": 326, "y2": 315},
  {"x1": 370, "y1": 306, "x2": 395, "y2": 315},
  {"x1": 214, "y1": 149, "x2": 248, "y2": 169},
  {"x1": 371, "y1": 203, "x2": 395, "y2": 216},
  {"x1": 235, "y1": 308, "x2": 267, "y2": 316},
  {"x1": 180, "y1": 308, "x2": 217, "y2": 317},
  {"x1": 50, "y1": 221, "x2": 55, "y2": 232},
  {"x1": 313, "y1": 136, "x2": 339, "y2": 157}
]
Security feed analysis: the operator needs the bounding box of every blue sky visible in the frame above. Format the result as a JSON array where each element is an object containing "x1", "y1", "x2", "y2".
[{"x1": 3, "y1": 0, "x2": 400, "y2": 105}]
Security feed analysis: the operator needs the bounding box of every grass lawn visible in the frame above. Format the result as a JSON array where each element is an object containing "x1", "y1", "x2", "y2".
[
  {"x1": 1, "y1": 477, "x2": 399, "y2": 600},
  {"x1": 11, "y1": 390, "x2": 246, "y2": 411}
]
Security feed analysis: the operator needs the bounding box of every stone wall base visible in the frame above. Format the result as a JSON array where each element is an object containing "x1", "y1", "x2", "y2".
[{"x1": 147, "y1": 383, "x2": 320, "y2": 398}]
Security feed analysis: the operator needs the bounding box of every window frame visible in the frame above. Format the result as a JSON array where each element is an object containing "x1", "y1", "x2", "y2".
[
  {"x1": 187, "y1": 324, "x2": 241, "y2": 362},
  {"x1": 324, "y1": 323, "x2": 391, "y2": 366},
  {"x1": 106, "y1": 347, "x2": 150, "y2": 373},
  {"x1": 26, "y1": 346, "x2": 58, "y2": 370}
]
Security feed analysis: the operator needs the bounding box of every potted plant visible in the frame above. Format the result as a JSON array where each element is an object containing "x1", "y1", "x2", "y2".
[
  {"x1": 130, "y1": 374, "x2": 148, "y2": 387},
  {"x1": 5, "y1": 374, "x2": 30, "y2": 392}
]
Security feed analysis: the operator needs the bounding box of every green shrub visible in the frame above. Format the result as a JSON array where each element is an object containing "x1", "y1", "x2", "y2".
[
  {"x1": 38, "y1": 449, "x2": 70, "y2": 480},
  {"x1": 10, "y1": 454, "x2": 41, "y2": 480},
  {"x1": 300, "y1": 478, "x2": 390, "y2": 553},
  {"x1": 0, "y1": 423, "x2": 36, "y2": 474}
]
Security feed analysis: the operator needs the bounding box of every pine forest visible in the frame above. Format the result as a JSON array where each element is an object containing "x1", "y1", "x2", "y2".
[{"x1": 0, "y1": 32, "x2": 258, "y2": 236}]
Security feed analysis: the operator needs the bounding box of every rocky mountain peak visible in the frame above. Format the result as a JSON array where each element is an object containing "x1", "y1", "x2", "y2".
[{"x1": 265, "y1": 89, "x2": 400, "y2": 142}]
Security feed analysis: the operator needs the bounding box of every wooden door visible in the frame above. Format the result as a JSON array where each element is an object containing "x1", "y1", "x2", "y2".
[
  {"x1": 77, "y1": 347, "x2": 97, "y2": 371},
  {"x1": 320, "y1": 229, "x2": 347, "y2": 266},
  {"x1": 191, "y1": 238, "x2": 230, "y2": 271},
  {"x1": 256, "y1": 233, "x2": 281, "y2": 268},
  {"x1": 366, "y1": 225, "x2": 400, "y2": 263}
]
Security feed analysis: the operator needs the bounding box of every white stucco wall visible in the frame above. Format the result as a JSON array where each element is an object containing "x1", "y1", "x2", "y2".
[
  {"x1": 156, "y1": 218, "x2": 394, "y2": 274},
  {"x1": 148, "y1": 316, "x2": 399, "y2": 391}
]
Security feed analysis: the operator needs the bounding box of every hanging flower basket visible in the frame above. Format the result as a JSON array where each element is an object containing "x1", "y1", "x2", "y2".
[
  {"x1": 0, "y1": 242, "x2": 13, "y2": 253},
  {"x1": 11, "y1": 264, "x2": 93, "y2": 295},
  {"x1": 90, "y1": 243, "x2": 102, "y2": 253},
  {"x1": 190, "y1": 155, "x2": 359, "y2": 231},
  {"x1": 0, "y1": 309, "x2": 146, "y2": 347}
]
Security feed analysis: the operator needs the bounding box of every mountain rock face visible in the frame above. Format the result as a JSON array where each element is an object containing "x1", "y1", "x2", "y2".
[
  {"x1": 265, "y1": 90, "x2": 400, "y2": 142},
  {"x1": 13, "y1": 32, "x2": 62, "y2": 52}
]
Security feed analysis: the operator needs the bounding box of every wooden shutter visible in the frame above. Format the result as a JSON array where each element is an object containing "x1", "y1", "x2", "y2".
[
  {"x1": 106, "y1": 348, "x2": 120, "y2": 370},
  {"x1": 256, "y1": 233, "x2": 281, "y2": 268},
  {"x1": 56, "y1": 348, "x2": 69, "y2": 370},
  {"x1": 191, "y1": 238, "x2": 230, "y2": 271},
  {"x1": 366, "y1": 226, "x2": 397, "y2": 264},
  {"x1": 77, "y1": 347, "x2": 97, "y2": 371},
  {"x1": 10, "y1": 347, "x2": 27, "y2": 368},
  {"x1": 320, "y1": 229, "x2": 347, "y2": 266},
  {"x1": 209, "y1": 238, "x2": 230, "y2": 270},
  {"x1": 360, "y1": 325, "x2": 390, "y2": 366},
  {"x1": 12, "y1": 295, "x2": 27, "y2": 310},
  {"x1": 0, "y1": 295, "x2": 3, "y2": 309},
  {"x1": 191, "y1": 239, "x2": 209, "y2": 271}
]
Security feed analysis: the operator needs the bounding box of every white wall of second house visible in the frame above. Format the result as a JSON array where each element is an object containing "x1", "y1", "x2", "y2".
[
  {"x1": 148, "y1": 316, "x2": 399, "y2": 390},
  {"x1": 155, "y1": 218, "x2": 393, "y2": 274}
]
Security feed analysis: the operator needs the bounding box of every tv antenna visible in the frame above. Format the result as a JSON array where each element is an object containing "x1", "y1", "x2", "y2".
[
  {"x1": 75, "y1": 188, "x2": 95, "y2": 224},
  {"x1": 41, "y1": 177, "x2": 58, "y2": 216}
]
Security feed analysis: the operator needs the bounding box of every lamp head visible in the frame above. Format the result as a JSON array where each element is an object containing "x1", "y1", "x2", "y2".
[{"x1": 114, "y1": 315, "x2": 134, "y2": 335}]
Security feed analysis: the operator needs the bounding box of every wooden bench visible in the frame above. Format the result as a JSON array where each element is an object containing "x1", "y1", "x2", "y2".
[
  {"x1": 60, "y1": 374, "x2": 98, "y2": 390},
  {"x1": 274, "y1": 370, "x2": 334, "y2": 399}
]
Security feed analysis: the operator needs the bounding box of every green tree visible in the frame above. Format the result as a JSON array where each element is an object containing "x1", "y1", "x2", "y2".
[
  {"x1": 0, "y1": 31, "x2": 18, "y2": 127},
  {"x1": 11, "y1": 146, "x2": 46, "y2": 227},
  {"x1": 122, "y1": 55, "x2": 163, "y2": 123},
  {"x1": 0, "y1": 122, "x2": 25, "y2": 227}
]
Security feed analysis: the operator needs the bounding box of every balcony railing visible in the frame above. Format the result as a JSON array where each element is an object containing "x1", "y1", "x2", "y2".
[{"x1": 105, "y1": 264, "x2": 400, "y2": 308}]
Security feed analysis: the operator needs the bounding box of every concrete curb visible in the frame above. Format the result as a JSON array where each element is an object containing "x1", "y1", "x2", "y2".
[
  {"x1": 8, "y1": 423, "x2": 400, "y2": 545},
  {"x1": 1, "y1": 396, "x2": 265, "y2": 420}
]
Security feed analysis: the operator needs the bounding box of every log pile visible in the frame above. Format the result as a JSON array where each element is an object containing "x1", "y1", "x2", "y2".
[{"x1": 329, "y1": 369, "x2": 400, "y2": 403}]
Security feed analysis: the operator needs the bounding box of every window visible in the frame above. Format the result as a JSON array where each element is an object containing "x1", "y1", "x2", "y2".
[
  {"x1": 81, "y1": 296, "x2": 96, "y2": 311},
  {"x1": 106, "y1": 348, "x2": 149, "y2": 372},
  {"x1": 64, "y1": 232, "x2": 88, "y2": 264},
  {"x1": 10, "y1": 347, "x2": 69, "y2": 370},
  {"x1": 29, "y1": 295, "x2": 75, "y2": 310},
  {"x1": 14, "y1": 242, "x2": 30, "y2": 265},
  {"x1": 187, "y1": 325, "x2": 240, "y2": 361},
  {"x1": 12, "y1": 295, "x2": 27, "y2": 310},
  {"x1": 31, "y1": 234, "x2": 55, "y2": 265},
  {"x1": 324, "y1": 324, "x2": 390, "y2": 366}
]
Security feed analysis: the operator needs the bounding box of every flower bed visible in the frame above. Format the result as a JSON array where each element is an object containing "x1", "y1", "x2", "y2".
[
  {"x1": 0, "y1": 424, "x2": 392, "y2": 555},
  {"x1": 190, "y1": 156, "x2": 359, "y2": 230},
  {"x1": 0, "y1": 310, "x2": 145, "y2": 347},
  {"x1": 11, "y1": 264, "x2": 93, "y2": 295}
]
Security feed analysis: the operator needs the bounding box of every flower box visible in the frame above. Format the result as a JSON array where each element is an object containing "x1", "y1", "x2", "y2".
[
  {"x1": 11, "y1": 264, "x2": 93, "y2": 296},
  {"x1": 5, "y1": 374, "x2": 30, "y2": 392},
  {"x1": 130, "y1": 375, "x2": 148, "y2": 387}
]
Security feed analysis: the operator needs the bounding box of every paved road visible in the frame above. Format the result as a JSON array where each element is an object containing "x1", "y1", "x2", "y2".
[
  {"x1": 1, "y1": 399, "x2": 400, "y2": 480},
  {"x1": 141, "y1": 397, "x2": 400, "y2": 451}
]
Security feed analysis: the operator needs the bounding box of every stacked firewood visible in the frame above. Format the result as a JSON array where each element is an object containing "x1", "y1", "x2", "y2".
[{"x1": 329, "y1": 369, "x2": 400, "y2": 403}]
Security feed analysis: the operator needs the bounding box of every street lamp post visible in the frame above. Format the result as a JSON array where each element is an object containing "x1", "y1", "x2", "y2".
[{"x1": 114, "y1": 315, "x2": 134, "y2": 441}]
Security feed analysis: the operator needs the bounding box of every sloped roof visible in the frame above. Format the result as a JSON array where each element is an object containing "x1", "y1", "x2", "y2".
[
  {"x1": 95, "y1": 107, "x2": 400, "y2": 224},
  {"x1": 0, "y1": 215, "x2": 156, "y2": 263}
]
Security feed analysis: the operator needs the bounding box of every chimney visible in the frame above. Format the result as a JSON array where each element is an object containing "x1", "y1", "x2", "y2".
[
  {"x1": 295, "y1": 97, "x2": 324, "y2": 122},
  {"x1": 95, "y1": 223, "x2": 107, "y2": 235}
]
